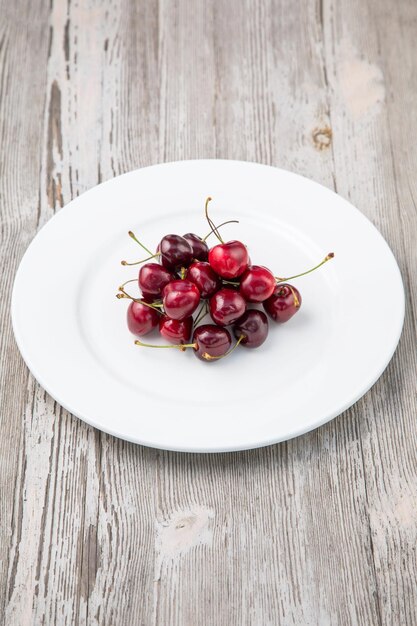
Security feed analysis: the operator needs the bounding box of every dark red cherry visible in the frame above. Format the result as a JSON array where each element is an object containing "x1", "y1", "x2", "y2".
[
  {"x1": 192, "y1": 324, "x2": 232, "y2": 361},
  {"x1": 139, "y1": 263, "x2": 174, "y2": 298},
  {"x1": 208, "y1": 240, "x2": 249, "y2": 279},
  {"x1": 183, "y1": 233, "x2": 209, "y2": 262},
  {"x1": 263, "y1": 283, "x2": 302, "y2": 323},
  {"x1": 162, "y1": 279, "x2": 200, "y2": 321},
  {"x1": 127, "y1": 301, "x2": 159, "y2": 336},
  {"x1": 239, "y1": 265, "x2": 276, "y2": 302},
  {"x1": 233, "y1": 310, "x2": 269, "y2": 348},
  {"x1": 159, "y1": 315, "x2": 192, "y2": 344},
  {"x1": 186, "y1": 262, "x2": 222, "y2": 298},
  {"x1": 209, "y1": 288, "x2": 246, "y2": 326},
  {"x1": 159, "y1": 234, "x2": 193, "y2": 270}
]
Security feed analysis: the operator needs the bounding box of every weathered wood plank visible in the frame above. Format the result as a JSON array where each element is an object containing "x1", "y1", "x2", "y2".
[
  {"x1": 0, "y1": 0, "x2": 50, "y2": 621},
  {"x1": 3, "y1": 1, "x2": 160, "y2": 625},
  {"x1": 322, "y1": 0, "x2": 417, "y2": 623}
]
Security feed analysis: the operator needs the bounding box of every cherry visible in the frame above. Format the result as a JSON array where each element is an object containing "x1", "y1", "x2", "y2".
[
  {"x1": 209, "y1": 288, "x2": 246, "y2": 326},
  {"x1": 186, "y1": 262, "x2": 222, "y2": 298},
  {"x1": 139, "y1": 263, "x2": 174, "y2": 298},
  {"x1": 159, "y1": 315, "x2": 192, "y2": 344},
  {"x1": 262, "y1": 253, "x2": 334, "y2": 321},
  {"x1": 203, "y1": 197, "x2": 249, "y2": 279},
  {"x1": 183, "y1": 233, "x2": 209, "y2": 261},
  {"x1": 233, "y1": 310, "x2": 268, "y2": 348},
  {"x1": 192, "y1": 325, "x2": 232, "y2": 361},
  {"x1": 208, "y1": 240, "x2": 249, "y2": 279},
  {"x1": 162, "y1": 279, "x2": 200, "y2": 320},
  {"x1": 127, "y1": 300, "x2": 159, "y2": 336},
  {"x1": 263, "y1": 283, "x2": 302, "y2": 323},
  {"x1": 159, "y1": 234, "x2": 193, "y2": 270},
  {"x1": 239, "y1": 265, "x2": 275, "y2": 302}
]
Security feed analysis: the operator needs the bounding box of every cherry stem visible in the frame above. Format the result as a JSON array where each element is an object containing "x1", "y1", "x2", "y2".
[
  {"x1": 118, "y1": 278, "x2": 138, "y2": 290},
  {"x1": 116, "y1": 287, "x2": 163, "y2": 310},
  {"x1": 276, "y1": 253, "x2": 334, "y2": 283},
  {"x1": 222, "y1": 279, "x2": 240, "y2": 286},
  {"x1": 193, "y1": 301, "x2": 209, "y2": 328},
  {"x1": 205, "y1": 197, "x2": 224, "y2": 244},
  {"x1": 135, "y1": 340, "x2": 197, "y2": 350},
  {"x1": 202, "y1": 335, "x2": 244, "y2": 361},
  {"x1": 128, "y1": 231, "x2": 153, "y2": 256},
  {"x1": 121, "y1": 251, "x2": 161, "y2": 266},
  {"x1": 287, "y1": 284, "x2": 301, "y2": 308},
  {"x1": 202, "y1": 220, "x2": 239, "y2": 242},
  {"x1": 180, "y1": 267, "x2": 186, "y2": 279}
]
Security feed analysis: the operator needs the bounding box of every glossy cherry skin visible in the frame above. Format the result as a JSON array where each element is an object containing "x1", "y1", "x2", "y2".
[
  {"x1": 192, "y1": 324, "x2": 232, "y2": 361},
  {"x1": 263, "y1": 283, "x2": 302, "y2": 323},
  {"x1": 159, "y1": 315, "x2": 192, "y2": 344},
  {"x1": 239, "y1": 265, "x2": 276, "y2": 302},
  {"x1": 159, "y1": 234, "x2": 193, "y2": 270},
  {"x1": 127, "y1": 301, "x2": 159, "y2": 336},
  {"x1": 208, "y1": 240, "x2": 249, "y2": 279},
  {"x1": 209, "y1": 288, "x2": 246, "y2": 326},
  {"x1": 183, "y1": 233, "x2": 209, "y2": 262},
  {"x1": 139, "y1": 263, "x2": 174, "y2": 299},
  {"x1": 186, "y1": 262, "x2": 222, "y2": 298},
  {"x1": 233, "y1": 310, "x2": 268, "y2": 348},
  {"x1": 162, "y1": 279, "x2": 201, "y2": 321}
]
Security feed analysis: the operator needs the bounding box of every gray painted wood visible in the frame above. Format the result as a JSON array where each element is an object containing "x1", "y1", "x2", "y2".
[{"x1": 0, "y1": 0, "x2": 416, "y2": 624}]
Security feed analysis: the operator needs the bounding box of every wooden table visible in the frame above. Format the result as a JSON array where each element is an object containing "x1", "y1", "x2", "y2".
[{"x1": 1, "y1": 1, "x2": 416, "y2": 624}]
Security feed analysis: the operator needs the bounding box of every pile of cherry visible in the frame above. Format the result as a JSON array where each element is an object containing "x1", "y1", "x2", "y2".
[{"x1": 117, "y1": 198, "x2": 334, "y2": 362}]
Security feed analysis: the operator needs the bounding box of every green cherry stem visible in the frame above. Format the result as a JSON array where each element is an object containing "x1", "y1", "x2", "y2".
[
  {"x1": 276, "y1": 253, "x2": 334, "y2": 283},
  {"x1": 205, "y1": 197, "x2": 224, "y2": 244},
  {"x1": 116, "y1": 288, "x2": 163, "y2": 310},
  {"x1": 193, "y1": 301, "x2": 209, "y2": 328},
  {"x1": 193, "y1": 302, "x2": 206, "y2": 326},
  {"x1": 135, "y1": 340, "x2": 197, "y2": 350},
  {"x1": 128, "y1": 231, "x2": 153, "y2": 256},
  {"x1": 118, "y1": 278, "x2": 138, "y2": 290},
  {"x1": 287, "y1": 284, "x2": 301, "y2": 308},
  {"x1": 202, "y1": 335, "x2": 244, "y2": 361},
  {"x1": 121, "y1": 251, "x2": 161, "y2": 266},
  {"x1": 202, "y1": 220, "x2": 239, "y2": 242}
]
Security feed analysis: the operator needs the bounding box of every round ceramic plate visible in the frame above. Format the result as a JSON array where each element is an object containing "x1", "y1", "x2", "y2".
[{"x1": 12, "y1": 160, "x2": 404, "y2": 452}]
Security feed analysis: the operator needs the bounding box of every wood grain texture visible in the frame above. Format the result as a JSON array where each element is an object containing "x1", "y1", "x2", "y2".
[{"x1": 0, "y1": 0, "x2": 416, "y2": 625}]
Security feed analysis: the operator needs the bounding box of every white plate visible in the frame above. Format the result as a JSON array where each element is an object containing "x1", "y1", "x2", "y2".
[{"x1": 12, "y1": 160, "x2": 404, "y2": 452}]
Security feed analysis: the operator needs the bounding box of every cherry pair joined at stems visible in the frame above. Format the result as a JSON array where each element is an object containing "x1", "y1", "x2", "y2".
[
  {"x1": 158, "y1": 301, "x2": 210, "y2": 345},
  {"x1": 121, "y1": 213, "x2": 239, "y2": 267},
  {"x1": 135, "y1": 324, "x2": 241, "y2": 362},
  {"x1": 135, "y1": 307, "x2": 269, "y2": 358},
  {"x1": 160, "y1": 218, "x2": 240, "y2": 269}
]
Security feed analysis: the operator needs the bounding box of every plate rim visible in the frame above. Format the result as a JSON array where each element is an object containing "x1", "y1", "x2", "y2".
[{"x1": 11, "y1": 159, "x2": 405, "y2": 452}]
